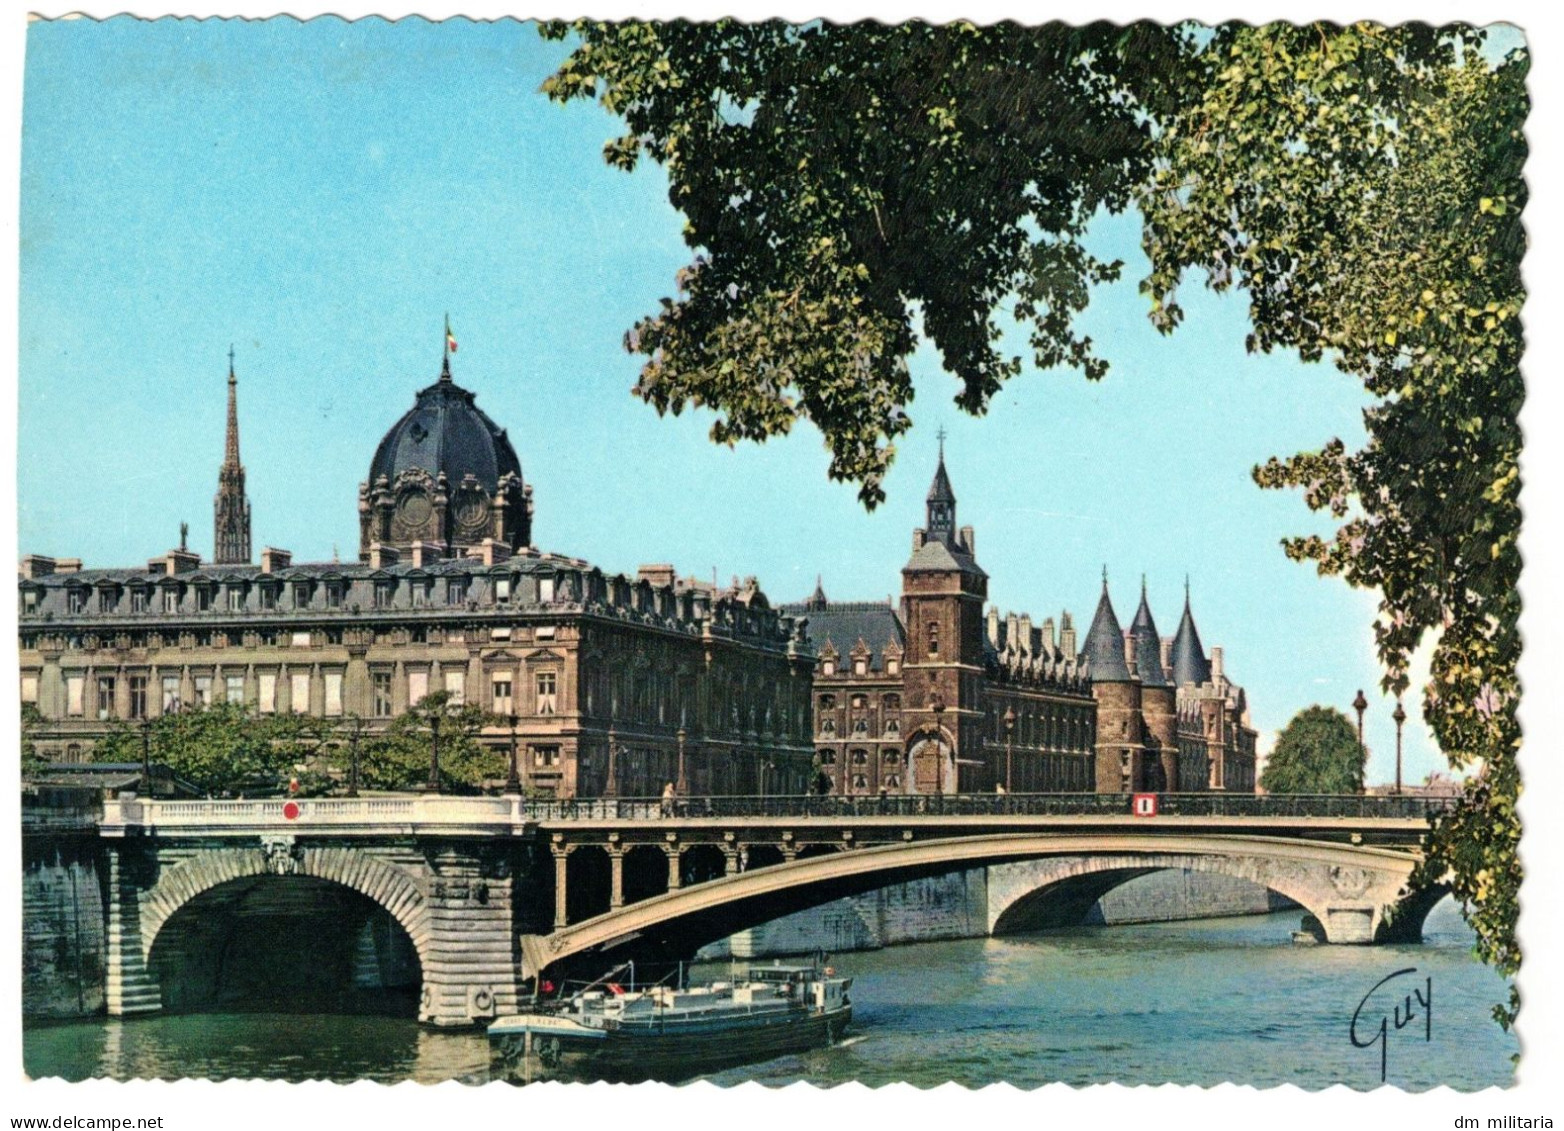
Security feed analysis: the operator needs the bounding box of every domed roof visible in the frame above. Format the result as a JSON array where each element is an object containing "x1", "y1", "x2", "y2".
[{"x1": 368, "y1": 358, "x2": 521, "y2": 493}]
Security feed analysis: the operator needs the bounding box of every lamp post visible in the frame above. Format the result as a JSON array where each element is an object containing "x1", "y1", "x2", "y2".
[
  {"x1": 425, "y1": 711, "x2": 442, "y2": 794},
  {"x1": 1003, "y1": 706, "x2": 1016, "y2": 794},
  {"x1": 676, "y1": 726, "x2": 688, "y2": 796},
  {"x1": 1352, "y1": 689, "x2": 1368, "y2": 776},
  {"x1": 505, "y1": 713, "x2": 522, "y2": 795},
  {"x1": 604, "y1": 727, "x2": 619, "y2": 798},
  {"x1": 346, "y1": 718, "x2": 362, "y2": 799},
  {"x1": 1392, "y1": 699, "x2": 1407, "y2": 796},
  {"x1": 140, "y1": 717, "x2": 153, "y2": 797}
]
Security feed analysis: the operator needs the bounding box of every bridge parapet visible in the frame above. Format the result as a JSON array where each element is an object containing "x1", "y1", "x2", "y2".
[{"x1": 100, "y1": 794, "x2": 534, "y2": 838}]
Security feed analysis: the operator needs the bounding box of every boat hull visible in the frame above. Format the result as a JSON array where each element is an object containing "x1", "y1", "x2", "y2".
[{"x1": 489, "y1": 1003, "x2": 852, "y2": 1083}]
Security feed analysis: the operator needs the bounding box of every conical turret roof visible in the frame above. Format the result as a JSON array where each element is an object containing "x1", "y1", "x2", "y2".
[
  {"x1": 1128, "y1": 578, "x2": 1170, "y2": 687},
  {"x1": 1083, "y1": 574, "x2": 1132, "y2": 682},
  {"x1": 927, "y1": 454, "x2": 956, "y2": 505},
  {"x1": 1169, "y1": 580, "x2": 1212, "y2": 687}
]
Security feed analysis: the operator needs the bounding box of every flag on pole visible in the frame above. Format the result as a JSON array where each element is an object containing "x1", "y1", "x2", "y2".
[{"x1": 445, "y1": 316, "x2": 458, "y2": 354}]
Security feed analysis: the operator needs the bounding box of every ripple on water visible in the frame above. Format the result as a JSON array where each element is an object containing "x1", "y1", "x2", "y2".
[{"x1": 23, "y1": 906, "x2": 1516, "y2": 1089}]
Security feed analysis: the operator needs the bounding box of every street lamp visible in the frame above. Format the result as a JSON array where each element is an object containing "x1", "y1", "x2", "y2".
[
  {"x1": 506, "y1": 713, "x2": 522, "y2": 795},
  {"x1": 346, "y1": 718, "x2": 362, "y2": 798},
  {"x1": 1352, "y1": 689, "x2": 1368, "y2": 774},
  {"x1": 1392, "y1": 698, "x2": 1407, "y2": 796},
  {"x1": 1003, "y1": 706, "x2": 1016, "y2": 794},
  {"x1": 604, "y1": 727, "x2": 619, "y2": 797},
  {"x1": 425, "y1": 712, "x2": 443, "y2": 794},
  {"x1": 140, "y1": 717, "x2": 153, "y2": 797},
  {"x1": 676, "y1": 726, "x2": 688, "y2": 796}
]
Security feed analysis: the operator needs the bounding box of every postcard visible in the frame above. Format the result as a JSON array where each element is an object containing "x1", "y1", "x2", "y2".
[{"x1": 11, "y1": 5, "x2": 1560, "y2": 1127}]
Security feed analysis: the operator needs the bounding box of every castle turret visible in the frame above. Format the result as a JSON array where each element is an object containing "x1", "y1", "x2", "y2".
[
  {"x1": 1169, "y1": 578, "x2": 1212, "y2": 687},
  {"x1": 1129, "y1": 578, "x2": 1178, "y2": 792},
  {"x1": 1083, "y1": 572, "x2": 1143, "y2": 793}
]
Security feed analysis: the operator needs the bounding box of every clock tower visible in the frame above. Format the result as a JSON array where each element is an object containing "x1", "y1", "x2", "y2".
[{"x1": 900, "y1": 442, "x2": 988, "y2": 794}]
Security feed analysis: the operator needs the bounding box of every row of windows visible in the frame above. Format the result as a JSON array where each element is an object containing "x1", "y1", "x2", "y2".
[
  {"x1": 818, "y1": 748, "x2": 902, "y2": 766},
  {"x1": 819, "y1": 655, "x2": 901, "y2": 677},
  {"x1": 18, "y1": 623, "x2": 554, "y2": 653},
  {"x1": 820, "y1": 716, "x2": 901, "y2": 737},
  {"x1": 21, "y1": 575, "x2": 559, "y2": 617},
  {"x1": 818, "y1": 693, "x2": 902, "y2": 712},
  {"x1": 24, "y1": 668, "x2": 562, "y2": 722}
]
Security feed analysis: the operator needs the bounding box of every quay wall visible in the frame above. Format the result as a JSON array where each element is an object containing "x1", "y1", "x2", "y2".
[{"x1": 23, "y1": 791, "x2": 107, "y2": 1020}]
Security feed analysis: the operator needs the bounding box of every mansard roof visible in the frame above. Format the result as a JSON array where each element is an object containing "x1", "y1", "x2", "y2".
[
  {"x1": 1128, "y1": 580, "x2": 1170, "y2": 688},
  {"x1": 1082, "y1": 578, "x2": 1132, "y2": 682},
  {"x1": 1170, "y1": 585, "x2": 1212, "y2": 687},
  {"x1": 782, "y1": 598, "x2": 905, "y2": 671}
]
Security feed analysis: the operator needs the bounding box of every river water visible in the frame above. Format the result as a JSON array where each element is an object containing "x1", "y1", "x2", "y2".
[{"x1": 23, "y1": 900, "x2": 1516, "y2": 1090}]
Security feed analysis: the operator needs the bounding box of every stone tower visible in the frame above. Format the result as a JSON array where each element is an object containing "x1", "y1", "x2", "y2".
[
  {"x1": 900, "y1": 444, "x2": 988, "y2": 794},
  {"x1": 213, "y1": 349, "x2": 252, "y2": 565},
  {"x1": 1129, "y1": 577, "x2": 1178, "y2": 792},
  {"x1": 1083, "y1": 573, "x2": 1144, "y2": 793}
]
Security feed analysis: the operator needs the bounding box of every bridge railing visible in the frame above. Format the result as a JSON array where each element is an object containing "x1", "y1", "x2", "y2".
[
  {"x1": 103, "y1": 794, "x2": 524, "y2": 828},
  {"x1": 521, "y1": 792, "x2": 1456, "y2": 822}
]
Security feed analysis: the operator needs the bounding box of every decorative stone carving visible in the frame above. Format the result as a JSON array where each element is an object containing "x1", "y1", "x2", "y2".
[
  {"x1": 1330, "y1": 865, "x2": 1371, "y2": 897},
  {"x1": 259, "y1": 835, "x2": 301, "y2": 876}
]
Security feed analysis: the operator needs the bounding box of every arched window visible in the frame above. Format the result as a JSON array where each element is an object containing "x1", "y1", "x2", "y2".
[{"x1": 927, "y1": 621, "x2": 940, "y2": 657}]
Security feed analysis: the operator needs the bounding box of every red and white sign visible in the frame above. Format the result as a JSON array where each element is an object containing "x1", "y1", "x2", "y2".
[{"x1": 1131, "y1": 793, "x2": 1159, "y2": 818}]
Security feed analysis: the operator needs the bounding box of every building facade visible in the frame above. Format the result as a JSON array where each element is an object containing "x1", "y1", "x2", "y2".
[
  {"x1": 792, "y1": 454, "x2": 1257, "y2": 796},
  {"x1": 19, "y1": 352, "x2": 815, "y2": 797}
]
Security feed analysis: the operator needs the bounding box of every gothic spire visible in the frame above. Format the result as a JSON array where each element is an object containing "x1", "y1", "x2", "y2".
[
  {"x1": 925, "y1": 435, "x2": 957, "y2": 545},
  {"x1": 213, "y1": 349, "x2": 252, "y2": 565},
  {"x1": 225, "y1": 344, "x2": 241, "y2": 466}
]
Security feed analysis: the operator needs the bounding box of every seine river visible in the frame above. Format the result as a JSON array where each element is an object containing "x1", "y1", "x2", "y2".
[{"x1": 24, "y1": 901, "x2": 1516, "y2": 1090}]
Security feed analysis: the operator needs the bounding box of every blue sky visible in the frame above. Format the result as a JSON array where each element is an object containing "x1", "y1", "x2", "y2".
[{"x1": 19, "y1": 15, "x2": 1520, "y2": 786}]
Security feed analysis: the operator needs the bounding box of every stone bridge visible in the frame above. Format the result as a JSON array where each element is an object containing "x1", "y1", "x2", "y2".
[{"x1": 96, "y1": 793, "x2": 1451, "y2": 1027}]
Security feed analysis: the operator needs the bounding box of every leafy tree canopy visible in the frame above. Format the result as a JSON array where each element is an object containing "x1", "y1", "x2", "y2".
[
  {"x1": 543, "y1": 20, "x2": 1527, "y2": 1025},
  {"x1": 358, "y1": 691, "x2": 507, "y2": 793},
  {"x1": 92, "y1": 702, "x2": 301, "y2": 797},
  {"x1": 1261, "y1": 706, "x2": 1365, "y2": 795}
]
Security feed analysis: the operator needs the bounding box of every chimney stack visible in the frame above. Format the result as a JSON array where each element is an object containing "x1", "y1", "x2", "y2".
[
  {"x1": 261, "y1": 547, "x2": 293, "y2": 573},
  {"x1": 19, "y1": 555, "x2": 56, "y2": 579}
]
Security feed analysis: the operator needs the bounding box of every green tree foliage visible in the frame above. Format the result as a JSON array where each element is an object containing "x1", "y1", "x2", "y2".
[
  {"x1": 1139, "y1": 25, "x2": 1524, "y2": 1027},
  {"x1": 20, "y1": 703, "x2": 46, "y2": 774},
  {"x1": 92, "y1": 702, "x2": 297, "y2": 796},
  {"x1": 1261, "y1": 706, "x2": 1365, "y2": 795},
  {"x1": 543, "y1": 20, "x2": 1527, "y2": 1024},
  {"x1": 358, "y1": 691, "x2": 506, "y2": 793},
  {"x1": 542, "y1": 20, "x2": 1199, "y2": 506}
]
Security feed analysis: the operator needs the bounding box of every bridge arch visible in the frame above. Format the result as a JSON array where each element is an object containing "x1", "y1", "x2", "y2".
[
  {"x1": 522, "y1": 832, "x2": 1425, "y2": 980},
  {"x1": 987, "y1": 855, "x2": 1334, "y2": 935},
  {"x1": 139, "y1": 843, "x2": 431, "y2": 968}
]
